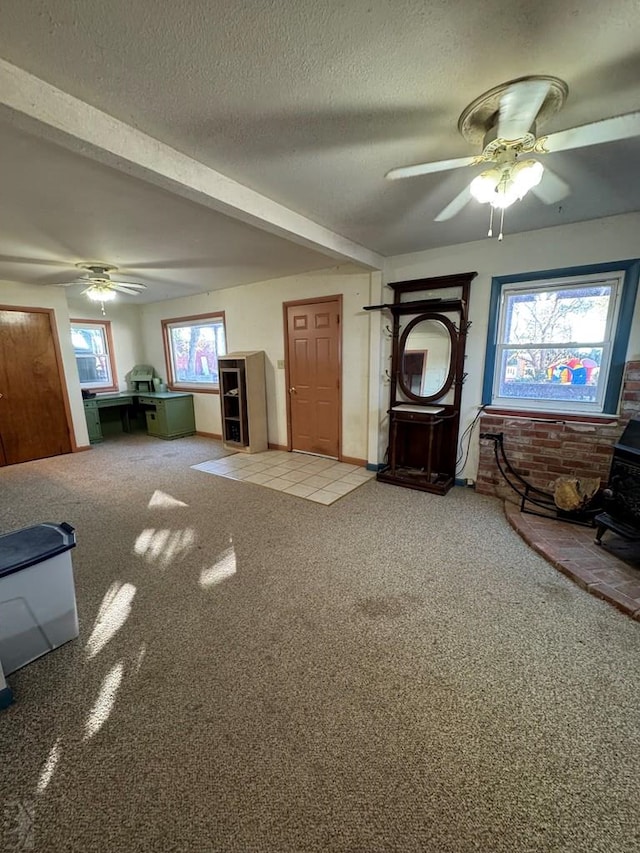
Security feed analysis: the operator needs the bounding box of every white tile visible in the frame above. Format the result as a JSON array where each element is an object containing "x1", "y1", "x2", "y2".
[
  {"x1": 277, "y1": 460, "x2": 305, "y2": 471},
  {"x1": 300, "y1": 460, "x2": 336, "y2": 472},
  {"x1": 263, "y1": 477, "x2": 292, "y2": 491},
  {"x1": 306, "y1": 489, "x2": 341, "y2": 505},
  {"x1": 215, "y1": 459, "x2": 244, "y2": 470},
  {"x1": 191, "y1": 461, "x2": 222, "y2": 473},
  {"x1": 279, "y1": 469, "x2": 313, "y2": 483},
  {"x1": 326, "y1": 463, "x2": 361, "y2": 475},
  {"x1": 224, "y1": 468, "x2": 255, "y2": 480},
  {"x1": 303, "y1": 474, "x2": 335, "y2": 488},
  {"x1": 243, "y1": 472, "x2": 273, "y2": 484},
  {"x1": 339, "y1": 472, "x2": 374, "y2": 485},
  {"x1": 323, "y1": 480, "x2": 360, "y2": 496},
  {"x1": 293, "y1": 452, "x2": 333, "y2": 462},
  {"x1": 263, "y1": 465, "x2": 292, "y2": 477},
  {"x1": 226, "y1": 456, "x2": 255, "y2": 468},
  {"x1": 241, "y1": 463, "x2": 271, "y2": 475},
  {"x1": 284, "y1": 482, "x2": 318, "y2": 498}
]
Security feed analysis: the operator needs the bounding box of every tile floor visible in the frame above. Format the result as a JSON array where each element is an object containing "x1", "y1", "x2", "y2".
[{"x1": 192, "y1": 450, "x2": 375, "y2": 505}]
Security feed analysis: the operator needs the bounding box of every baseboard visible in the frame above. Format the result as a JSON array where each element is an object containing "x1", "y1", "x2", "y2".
[
  {"x1": 341, "y1": 455, "x2": 367, "y2": 467},
  {"x1": 366, "y1": 462, "x2": 384, "y2": 472},
  {"x1": 268, "y1": 443, "x2": 288, "y2": 451},
  {"x1": 0, "y1": 685, "x2": 14, "y2": 709},
  {"x1": 196, "y1": 431, "x2": 222, "y2": 440},
  {"x1": 73, "y1": 445, "x2": 92, "y2": 453}
]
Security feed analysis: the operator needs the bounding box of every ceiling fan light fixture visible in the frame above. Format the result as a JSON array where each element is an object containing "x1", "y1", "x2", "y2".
[
  {"x1": 470, "y1": 159, "x2": 544, "y2": 210},
  {"x1": 469, "y1": 168, "x2": 502, "y2": 204},
  {"x1": 510, "y1": 158, "x2": 544, "y2": 195},
  {"x1": 86, "y1": 285, "x2": 116, "y2": 302}
]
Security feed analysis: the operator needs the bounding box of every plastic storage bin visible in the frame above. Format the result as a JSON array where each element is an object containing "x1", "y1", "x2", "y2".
[{"x1": 0, "y1": 522, "x2": 78, "y2": 675}]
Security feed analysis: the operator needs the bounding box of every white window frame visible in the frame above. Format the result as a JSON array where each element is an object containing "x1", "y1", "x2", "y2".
[
  {"x1": 491, "y1": 272, "x2": 623, "y2": 415},
  {"x1": 162, "y1": 312, "x2": 227, "y2": 393},
  {"x1": 71, "y1": 319, "x2": 118, "y2": 392}
]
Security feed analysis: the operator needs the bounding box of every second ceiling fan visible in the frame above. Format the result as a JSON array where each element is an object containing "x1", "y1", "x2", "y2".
[
  {"x1": 386, "y1": 75, "x2": 640, "y2": 239},
  {"x1": 60, "y1": 263, "x2": 147, "y2": 313}
]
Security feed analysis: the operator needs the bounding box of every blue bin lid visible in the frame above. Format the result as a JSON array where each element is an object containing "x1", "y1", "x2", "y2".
[{"x1": 0, "y1": 523, "x2": 76, "y2": 578}]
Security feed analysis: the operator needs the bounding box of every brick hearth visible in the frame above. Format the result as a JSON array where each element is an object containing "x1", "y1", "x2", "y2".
[{"x1": 477, "y1": 360, "x2": 640, "y2": 500}]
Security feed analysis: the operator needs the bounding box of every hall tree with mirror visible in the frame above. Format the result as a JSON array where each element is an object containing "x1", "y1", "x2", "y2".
[{"x1": 365, "y1": 272, "x2": 476, "y2": 494}]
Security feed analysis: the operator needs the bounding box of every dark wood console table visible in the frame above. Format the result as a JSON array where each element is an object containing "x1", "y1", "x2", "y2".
[{"x1": 365, "y1": 272, "x2": 476, "y2": 495}]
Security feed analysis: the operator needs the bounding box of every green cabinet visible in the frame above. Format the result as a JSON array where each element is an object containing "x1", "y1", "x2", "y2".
[
  {"x1": 83, "y1": 400, "x2": 103, "y2": 443},
  {"x1": 137, "y1": 394, "x2": 196, "y2": 440}
]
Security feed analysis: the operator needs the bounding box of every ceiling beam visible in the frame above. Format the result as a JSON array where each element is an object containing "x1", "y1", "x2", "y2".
[{"x1": 0, "y1": 59, "x2": 383, "y2": 271}]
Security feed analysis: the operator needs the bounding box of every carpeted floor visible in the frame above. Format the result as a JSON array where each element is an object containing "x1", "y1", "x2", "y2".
[{"x1": 1, "y1": 434, "x2": 640, "y2": 853}]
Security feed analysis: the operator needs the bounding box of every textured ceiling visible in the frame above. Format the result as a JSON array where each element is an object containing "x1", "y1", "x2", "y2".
[
  {"x1": 0, "y1": 123, "x2": 335, "y2": 301},
  {"x1": 0, "y1": 0, "x2": 639, "y2": 289}
]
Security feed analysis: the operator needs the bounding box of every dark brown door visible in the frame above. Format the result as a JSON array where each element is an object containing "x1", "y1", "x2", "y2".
[
  {"x1": 285, "y1": 298, "x2": 341, "y2": 458},
  {"x1": 0, "y1": 308, "x2": 72, "y2": 465}
]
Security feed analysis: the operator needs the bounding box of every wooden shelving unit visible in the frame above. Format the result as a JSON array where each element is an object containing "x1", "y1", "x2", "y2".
[{"x1": 219, "y1": 351, "x2": 268, "y2": 453}]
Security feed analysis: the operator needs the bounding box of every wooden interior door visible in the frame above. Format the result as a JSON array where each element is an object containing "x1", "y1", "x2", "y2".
[
  {"x1": 285, "y1": 297, "x2": 341, "y2": 458},
  {"x1": 0, "y1": 307, "x2": 72, "y2": 465}
]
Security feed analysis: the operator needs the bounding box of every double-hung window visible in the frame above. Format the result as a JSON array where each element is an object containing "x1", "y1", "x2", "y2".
[
  {"x1": 162, "y1": 313, "x2": 227, "y2": 392},
  {"x1": 483, "y1": 260, "x2": 640, "y2": 416},
  {"x1": 71, "y1": 319, "x2": 117, "y2": 391}
]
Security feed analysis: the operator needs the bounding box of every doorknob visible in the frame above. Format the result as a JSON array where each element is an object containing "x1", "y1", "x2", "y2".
[{"x1": 289, "y1": 387, "x2": 296, "y2": 394}]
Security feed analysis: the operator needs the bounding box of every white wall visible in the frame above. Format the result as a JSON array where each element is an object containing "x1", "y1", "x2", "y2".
[
  {"x1": 66, "y1": 299, "x2": 145, "y2": 390},
  {"x1": 140, "y1": 265, "x2": 373, "y2": 460},
  {"x1": 0, "y1": 281, "x2": 89, "y2": 447},
  {"x1": 383, "y1": 211, "x2": 640, "y2": 480}
]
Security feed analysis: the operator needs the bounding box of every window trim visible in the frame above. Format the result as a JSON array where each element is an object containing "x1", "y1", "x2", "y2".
[
  {"x1": 482, "y1": 259, "x2": 640, "y2": 416},
  {"x1": 161, "y1": 311, "x2": 227, "y2": 394},
  {"x1": 70, "y1": 318, "x2": 118, "y2": 392}
]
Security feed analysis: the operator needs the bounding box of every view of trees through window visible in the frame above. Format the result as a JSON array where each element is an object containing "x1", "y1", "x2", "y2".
[
  {"x1": 496, "y1": 283, "x2": 615, "y2": 405},
  {"x1": 166, "y1": 317, "x2": 226, "y2": 386},
  {"x1": 71, "y1": 323, "x2": 113, "y2": 388}
]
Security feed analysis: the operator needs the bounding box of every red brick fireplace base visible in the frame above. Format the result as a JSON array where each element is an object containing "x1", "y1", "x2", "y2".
[{"x1": 476, "y1": 361, "x2": 640, "y2": 500}]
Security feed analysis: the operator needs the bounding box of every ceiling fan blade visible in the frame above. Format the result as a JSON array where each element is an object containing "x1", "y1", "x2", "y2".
[
  {"x1": 434, "y1": 185, "x2": 473, "y2": 222},
  {"x1": 530, "y1": 167, "x2": 570, "y2": 204},
  {"x1": 111, "y1": 284, "x2": 144, "y2": 295},
  {"x1": 109, "y1": 280, "x2": 147, "y2": 289},
  {"x1": 385, "y1": 156, "x2": 476, "y2": 180},
  {"x1": 498, "y1": 79, "x2": 551, "y2": 141},
  {"x1": 542, "y1": 111, "x2": 640, "y2": 153}
]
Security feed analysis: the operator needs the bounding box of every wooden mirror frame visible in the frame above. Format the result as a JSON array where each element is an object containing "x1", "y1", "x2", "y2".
[{"x1": 397, "y1": 312, "x2": 457, "y2": 404}]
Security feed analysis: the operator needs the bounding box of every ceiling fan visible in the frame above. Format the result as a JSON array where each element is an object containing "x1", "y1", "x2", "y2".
[
  {"x1": 385, "y1": 75, "x2": 640, "y2": 240},
  {"x1": 61, "y1": 263, "x2": 147, "y2": 312}
]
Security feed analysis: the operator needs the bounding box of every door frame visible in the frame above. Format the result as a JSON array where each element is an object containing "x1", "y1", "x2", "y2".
[
  {"x1": 282, "y1": 294, "x2": 343, "y2": 458},
  {"x1": 0, "y1": 304, "x2": 77, "y2": 455}
]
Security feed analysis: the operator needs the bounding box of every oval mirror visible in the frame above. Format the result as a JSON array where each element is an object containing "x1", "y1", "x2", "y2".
[{"x1": 398, "y1": 313, "x2": 456, "y2": 402}]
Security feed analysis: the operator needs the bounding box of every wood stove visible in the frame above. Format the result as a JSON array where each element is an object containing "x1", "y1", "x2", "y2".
[{"x1": 595, "y1": 418, "x2": 640, "y2": 544}]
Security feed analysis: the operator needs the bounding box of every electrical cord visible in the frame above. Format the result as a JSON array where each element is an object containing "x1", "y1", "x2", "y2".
[{"x1": 456, "y1": 404, "x2": 487, "y2": 471}]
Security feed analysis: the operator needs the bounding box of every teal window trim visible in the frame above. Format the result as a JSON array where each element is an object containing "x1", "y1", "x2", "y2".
[{"x1": 482, "y1": 258, "x2": 640, "y2": 414}]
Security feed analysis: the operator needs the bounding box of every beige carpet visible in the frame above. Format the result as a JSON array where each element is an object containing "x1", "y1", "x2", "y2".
[{"x1": 1, "y1": 434, "x2": 640, "y2": 853}]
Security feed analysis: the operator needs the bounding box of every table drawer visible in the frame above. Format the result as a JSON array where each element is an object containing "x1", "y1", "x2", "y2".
[
  {"x1": 137, "y1": 396, "x2": 164, "y2": 408},
  {"x1": 392, "y1": 410, "x2": 436, "y2": 423}
]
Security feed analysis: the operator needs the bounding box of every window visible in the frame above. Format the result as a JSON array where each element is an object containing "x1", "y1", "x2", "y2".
[
  {"x1": 71, "y1": 319, "x2": 117, "y2": 391},
  {"x1": 162, "y1": 313, "x2": 227, "y2": 392},
  {"x1": 483, "y1": 260, "x2": 640, "y2": 415}
]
